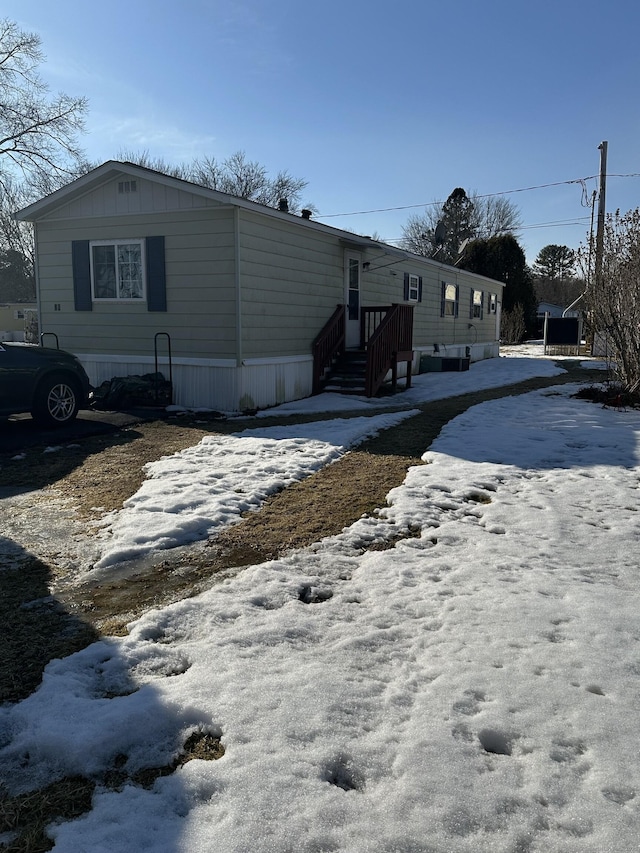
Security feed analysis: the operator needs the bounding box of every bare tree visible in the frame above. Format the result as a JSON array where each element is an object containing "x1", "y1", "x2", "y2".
[
  {"x1": 401, "y1": 190, "x2": 521, "y2": 259},
  {"x1": 582, "y1": 208, "x2": 640, "y2": 389},
  {"x1": 116, "y1": 149, "x2": 190, "y2": 181},
  {"x1": 120, "y1": 149, "x2": 312, "y2": 214},
  {"x1": 401, "y1": 208, "x2": 440, "y2": 256},
  {"x1": 0, "y1": 18, "x2": 87, "y2": 189},
  {"x1": 472, "y1": 195, "x2": 522, "y2": 240},
  {"x1": 190, "y1": 151, "x2": 310, "y2": 211},
  {"x1": 0, "y1": 173, "x2": 33, "y2": 263},
  {"x1": 500, "y1": 304, "x2": 526, "y2": 344}
]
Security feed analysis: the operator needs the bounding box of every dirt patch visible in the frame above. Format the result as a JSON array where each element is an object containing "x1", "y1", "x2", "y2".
[
  {"x1": 0, "y1": 362, "x2": 607, "y2": 851},
  {"x1": 0, "y1": 363, "x2": 605, "y2": 678}
]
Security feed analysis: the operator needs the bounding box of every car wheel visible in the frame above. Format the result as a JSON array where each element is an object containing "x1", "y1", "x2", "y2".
[{"x1": 32, "y1": 374, "x2": 81, "y2": 427}]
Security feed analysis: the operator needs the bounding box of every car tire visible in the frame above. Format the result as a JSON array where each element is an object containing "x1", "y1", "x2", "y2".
[{"x1": 31, "y1": 373, "x2": 81, "y2": 427}]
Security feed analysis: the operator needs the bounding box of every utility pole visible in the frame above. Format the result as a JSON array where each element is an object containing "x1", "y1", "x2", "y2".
[{"x1": 593, "y1": 140, "x2": 608, "y2": 289}]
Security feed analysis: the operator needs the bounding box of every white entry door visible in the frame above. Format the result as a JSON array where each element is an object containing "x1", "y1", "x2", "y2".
[{"x1": 344, "y1": 253, "x2": 361, "y2": 348}]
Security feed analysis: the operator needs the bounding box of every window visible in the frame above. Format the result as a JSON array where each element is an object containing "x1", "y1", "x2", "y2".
[
  {"x1": 471, "y1": 289, "x2": 483, "y2": 319},
  {"x1": 488, "y1": 292, "x2": 497, "y2": 314},
  {"x1": 404, "y1": 272, "x2": 422, "y2": 302},
  {"x1": 90, "y1": 240, "x2": 145, "y2": 300},
  {"x1": 14, "y1": 310, "x2": 25, "y2": 320},
  {"x1": 408, "y1": 274, "x2": 420, "y2": 302},
  {"x1": 73, "y1": 237, "x2": 165, "y2": 312},
  {"x1": 347, "y1": 257, "x2": 360, "y2": 320},
  {"x1": 441, "y1": 281, "x2": 459, "y2": 317}
]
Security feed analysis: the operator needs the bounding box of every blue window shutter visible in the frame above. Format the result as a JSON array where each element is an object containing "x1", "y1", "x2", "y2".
[
  {"x1": 72, "y1": 240, "x2": 92, "y2": 311},
  {"x1": 440, "y1": 281, "x2": 446, "y2": 317},
  {"x1": 455, "y1": 285, "x2": 459, "y2": 317},
  {"x1": 146, "y1": 236, "x2": 166, "y2": 311},
  {"x1": 418, "y1": 276, "x2": 423, "y2": 303},
  {"x1": 470, "y1": 289, "x2": 474, "y2": 319},
  {"x1": 403, "y1": 272, "x2": 410, "y2": 301}
]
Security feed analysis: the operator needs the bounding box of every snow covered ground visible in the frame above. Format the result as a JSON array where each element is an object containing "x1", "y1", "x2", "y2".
[{"x1": 3, "y1": 349, "x2": 640, "y2": 852}]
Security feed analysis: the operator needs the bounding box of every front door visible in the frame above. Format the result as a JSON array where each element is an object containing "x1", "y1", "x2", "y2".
[{"x1": 344, "y1": 253, "x2": 361, "y2": 348}]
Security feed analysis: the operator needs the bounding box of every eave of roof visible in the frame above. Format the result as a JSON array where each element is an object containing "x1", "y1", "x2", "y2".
[{"x1": 14, "y1": 160, "x2": 504, "y2": 287}]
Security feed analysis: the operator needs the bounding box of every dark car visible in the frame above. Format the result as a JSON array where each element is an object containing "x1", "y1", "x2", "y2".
[{"x1": 0, "y1": 342, "x2": 91, "y2": 427}]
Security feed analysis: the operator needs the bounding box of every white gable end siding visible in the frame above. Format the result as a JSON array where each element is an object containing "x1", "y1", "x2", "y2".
[{"x1": 39, "y1": 176, "x2": 223, "y2": 221}]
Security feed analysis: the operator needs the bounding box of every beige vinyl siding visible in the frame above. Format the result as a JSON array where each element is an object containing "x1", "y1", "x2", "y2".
[
  {"x1": 40, "y1": 175, "x2": 224, "y2": 221},
  {"x1": 36, "y1": 207, "x2": 238, "y2": 359},
  {"x1": 361, "y1": 255, "x2": 501, "y2": 350},
  {"x1": 238, "y1": 211, "x2": 344, "y2": 359}
]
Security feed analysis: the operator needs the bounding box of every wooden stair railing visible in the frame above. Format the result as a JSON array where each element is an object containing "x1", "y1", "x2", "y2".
[
  {"x1": 360, "y1": 306, "x2": 391, "y2": 347},
  {"x1": 364, "y1": 304, "x2": 414, "y2": 397},
  {"x1": 312, "y1": 304, "x2": 345, "y2": 394}
]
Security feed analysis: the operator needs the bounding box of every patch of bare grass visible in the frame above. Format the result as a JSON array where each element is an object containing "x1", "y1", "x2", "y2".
[
  {"x1": 0, "y1": 361, "x2": 606, "y2": 849},
  {"x1": 0, "y1": 555, "x2": 98, "y2": 704},
  {"x1": 0, "y1": 731, "x2": 223, "y2": 852}
]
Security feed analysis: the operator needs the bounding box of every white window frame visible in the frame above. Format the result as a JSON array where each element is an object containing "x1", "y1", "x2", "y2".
[
  {"x1": 408, "y1": 273, "x2": 420, "y2": 302},
  {"x1": 442, "y1": 282, "x2": 459, "y2": 317},
  {"x1": 90, "y1": 239, "x2": 146, "y2": 302},
  {"x1": 472, "y1": 289, "x2": 483, "y2": 319},
  {"x1": 488, "y1": 292, "x2": 497, "y2": 314}
]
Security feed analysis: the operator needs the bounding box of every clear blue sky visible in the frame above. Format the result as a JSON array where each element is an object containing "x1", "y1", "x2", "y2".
[{"x1": 5, "y1": 0, "x2": 639, "y2": 264}]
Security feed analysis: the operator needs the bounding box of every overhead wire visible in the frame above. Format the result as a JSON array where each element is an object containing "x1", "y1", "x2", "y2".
[
  {"x1": 377, "y1": 217, "x2": 594, "y2": 247},
  {"x1": 317, "y1": 173, "x2": 640, "y2": 219}
]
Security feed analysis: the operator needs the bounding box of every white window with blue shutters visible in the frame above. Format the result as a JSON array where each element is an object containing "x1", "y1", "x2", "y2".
[
  {"x1": 90, "y1": 240, "x2": 145, "y2": 300},
  {"x1": 72, "y1": 236, "x2": 166, "y2": 311},
  {"x1": 403, "y1": 272, "x2": 422, "y2": 302}
]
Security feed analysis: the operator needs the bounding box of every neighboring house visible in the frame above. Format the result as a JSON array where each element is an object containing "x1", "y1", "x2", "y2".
[
  {"x1": 536, "y1": 301, "x2": 582, "y2": 339},
  {"x1": 0, "y1": 302, "x2": 37, "y2": 342},
  {"x1": 16, "y1": 161, "x2": 505, "y2": 412},
  {"x1": 537, "y1": 301, "x2": 581, "y2": 320}
]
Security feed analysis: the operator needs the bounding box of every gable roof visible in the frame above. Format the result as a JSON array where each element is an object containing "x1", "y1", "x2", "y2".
[
  {"x1": 15, "y1": 160, "x2": 282, "y2": 222},
  {"x1": 14, "y1": 160, "x2": 504, "y2": 288}
]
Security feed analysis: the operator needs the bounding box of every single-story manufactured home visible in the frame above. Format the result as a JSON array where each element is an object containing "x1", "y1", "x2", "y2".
[
  {"x1": 16, "y1": 161, "x2": 506, "y2": 412},
  {"x1": 0, "y1": 302, "x2": 37, "y2": 342}
]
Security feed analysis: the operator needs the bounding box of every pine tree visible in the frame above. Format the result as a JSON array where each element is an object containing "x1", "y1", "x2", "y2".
[
  {"x1": 533, "y1": 245, "x2": 576, "y2": 281},
  {"x1": 435, "y1": 188, "x2": 474, "y2": 264}
]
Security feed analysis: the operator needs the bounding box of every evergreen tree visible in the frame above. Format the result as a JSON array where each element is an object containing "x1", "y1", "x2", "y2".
[
  {"x1": 459, "y1": 235, "x2": 537, "y2": 340},
  {"x1": 533, "y1": 244, "x2": 576, "y2": 281},
  {"x1": 0, "y1": 249, "x2": 35, "y2": 301},
  {"x1": 436, "y1": 188, "x2": 474, "y2": 265}
]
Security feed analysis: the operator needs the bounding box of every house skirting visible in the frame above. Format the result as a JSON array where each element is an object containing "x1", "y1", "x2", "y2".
[
  {"x1": 78, "y1": 341, "x2": 499, "y2": 413},
  {"x1": 77, "y1": 353, "x2": 314, "y2": 413},
  {"x1": 413, "y1": 341, "x2": 500, "y2": 364}
]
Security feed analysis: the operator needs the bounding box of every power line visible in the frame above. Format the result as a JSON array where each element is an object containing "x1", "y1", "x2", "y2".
[
  {"x1": 317, "y1": 173, "x2": 640, "y2": 219},
  {"x1": 519, "y1": 216, "x2": 592, "y2": 231},
  {"x1": 379, "y1": 217, "x2": 593, "y2": 247}
]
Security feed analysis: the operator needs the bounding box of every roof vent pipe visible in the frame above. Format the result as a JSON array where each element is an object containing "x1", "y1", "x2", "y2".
[
  {"x1": 278, "y1": 198, "x2": 289, "y2": 212},
  {"x1": 301, "y1": 209, "x2": 312, "y2": 219}
]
